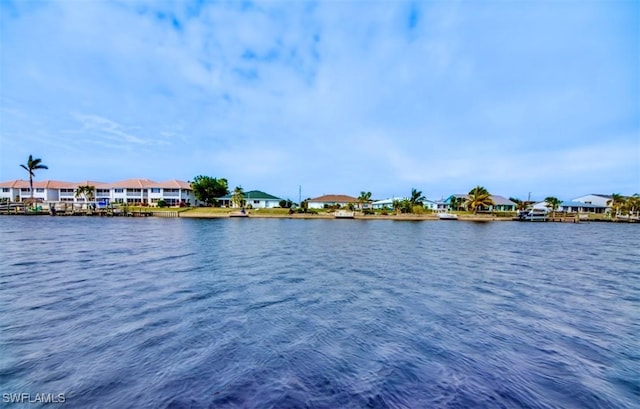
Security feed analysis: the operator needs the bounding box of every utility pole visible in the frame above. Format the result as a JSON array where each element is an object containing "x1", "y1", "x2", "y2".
[{"x1": 298, "y1": 185, "x2": 301, "y2": 205}]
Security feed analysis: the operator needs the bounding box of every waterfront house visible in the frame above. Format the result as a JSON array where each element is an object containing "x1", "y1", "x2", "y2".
[
  {"x1": 371, "y1": 197, "x2": 405, "y2": 210},
  {"x1": 444, "y1": 194, "x2": 517, "y2": 212},
  {"x1": 217, "y1": 190, "x2": 283, "y2": 208},
  {"x1": 308, "y1": 194, "x2": 358, "y2": 209},
  {"x1": 572, "y1": 194, "x2": 611, "y2": 213},
  {"x1": 533, "y1": 200, "x2": 606, "y2": 214}
]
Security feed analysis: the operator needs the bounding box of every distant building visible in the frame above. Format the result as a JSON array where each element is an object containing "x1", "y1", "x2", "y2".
[
  {"x1": 371, "y1": 197, "x2": 406, "y2": 210},
  {"x1": 307, "y1": 194, "x2": 358, "y2": 209},
  {"x1": 532, "y1": 200, "x2": 607, "y2": 214},
  {"x1": 0, "y1": 178, "x2": 197, "y2": 206},
  {"x1": 217, "y1": 190, "x2": 282, "y2": 208},
  {"x1": 444, "y1": 194, "x2": 517, "y2": 212},
  {"x1": 572, "y1": 194, "x2": 612, "y2": 209}
]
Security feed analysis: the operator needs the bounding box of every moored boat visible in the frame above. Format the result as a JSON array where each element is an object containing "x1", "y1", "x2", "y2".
[{"x1": 438, "y1": 212, "x2": 458, "y2": 220}]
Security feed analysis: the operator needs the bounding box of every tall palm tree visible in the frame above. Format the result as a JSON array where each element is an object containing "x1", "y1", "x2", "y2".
[
  {"x1": 607, "y1": 193, "x2": 625, "y2": 219},
  {"x1": 544, "y1": 196, "x2": 562, "y2": 218},
  {"x1": 231, "y1": 186, "x2": 245, "y2": 208},
  {"x1": 466, "y1": 186, "x2": 494, "y2": 214},
  {"x1": 20, "y1": 155, "x2": 48, "y2": 200},
  {"x1": 357, "y1": 191, "x2": 372, "y2": 210}
]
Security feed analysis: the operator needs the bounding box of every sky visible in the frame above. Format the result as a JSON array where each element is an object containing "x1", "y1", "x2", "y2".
[{"x1": 1, "y1": 0, "x2": 638, "y2": 202}]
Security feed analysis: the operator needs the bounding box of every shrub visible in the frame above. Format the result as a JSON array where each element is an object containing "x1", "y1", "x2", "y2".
[{"x1": 157, "y1": 199, "x2": 168, "y2": 208}]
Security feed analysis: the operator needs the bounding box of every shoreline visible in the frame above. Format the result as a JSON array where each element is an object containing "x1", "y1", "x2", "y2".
[{"x1": 1, "y1": 209, "x2": 634, "y2": 223}]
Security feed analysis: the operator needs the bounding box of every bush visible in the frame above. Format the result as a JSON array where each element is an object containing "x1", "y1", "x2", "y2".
[{"x1": 157, "y1": 199, "x2": 168, "y2": 208}]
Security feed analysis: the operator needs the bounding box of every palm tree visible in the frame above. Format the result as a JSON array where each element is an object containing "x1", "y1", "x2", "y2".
[
  {"x1": 607, "y1": 193, "x2": 625, "y2": 219},
  {"x1": 449, "y1": 196, "x2": 464, "y2": 211},
  {"x1": 409, "y1": 188, "x2": 425, "y2": 207},
  {"x1": 357, "y1": 191, "x2": 372, "y2": 210},
  {"x1": 510, "y1": 197, "x2": 530, "y2": 211},
  {"x1": 231, "y1": 186, "x2": 245, "y2": 208},
  {"x1": 20, "y1": 155, "x2": 48, "y2": 200},
  {"x1": 75, "y1": 185, "x2": 96, "y2": 203},
  {"x1": 624, "y1": 194, "x2": 639, "y2": 217},
  {"x1": 466, "y1": 186, "x2": 494, "y2": 214},
  {"x1": 544, "y1": 196, "x2": 562, "y2": 218}
]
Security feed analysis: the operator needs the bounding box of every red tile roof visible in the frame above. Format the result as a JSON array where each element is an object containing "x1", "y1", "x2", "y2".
[{"x1": 0, "y1": 179, "x2": 192, "y2": 190}]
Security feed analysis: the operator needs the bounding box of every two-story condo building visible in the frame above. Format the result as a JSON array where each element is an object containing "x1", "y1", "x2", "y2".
[{"x1": 0, "y1": 179, "x2": 197, "y2": 207}]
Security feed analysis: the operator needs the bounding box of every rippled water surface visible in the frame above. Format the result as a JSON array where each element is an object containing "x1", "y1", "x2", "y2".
[{"x1": 1, "y1": 217, "x2": 638, "y2": 408}]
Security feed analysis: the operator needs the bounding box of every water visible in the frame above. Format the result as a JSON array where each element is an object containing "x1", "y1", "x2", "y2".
[{"x1": 0, "y1": 217, "x2": 638, "y2": 408}]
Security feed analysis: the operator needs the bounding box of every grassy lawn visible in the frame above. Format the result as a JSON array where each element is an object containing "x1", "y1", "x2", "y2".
[{"x1": 127, "y1": 206, "x2": 192, "y2": 213}]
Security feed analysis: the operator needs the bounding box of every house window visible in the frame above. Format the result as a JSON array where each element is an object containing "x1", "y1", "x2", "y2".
[
  {"x1": 2, "y1": 188, "x2": 9, "y2": 192},
  {"x1": 21, "y1": 188, "x2": 30, "y2": 192},
  {"x1": 114, "y1": 188, "x2": 124, "y2": 193},
  {"x1": 151, "y1": 188, "x2": 161, "y2": 193},
  {"x1": 36, "y1": 188, "x2": 44, "y2": 193}
]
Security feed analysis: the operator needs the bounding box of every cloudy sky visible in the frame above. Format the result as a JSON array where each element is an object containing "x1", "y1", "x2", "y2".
[{"x1": 1, "y1": 0, "x2": 638, "y2": 202}]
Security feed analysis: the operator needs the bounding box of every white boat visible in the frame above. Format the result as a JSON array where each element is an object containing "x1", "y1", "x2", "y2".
[
  {"x1": 335, "y1": 210, "x2": 355, "y2": 219},
  {"x1": 438, "y1": 212, "x2": 458, "y2": 220},
  {"x1": 516, "y1": 209, "x2": 547, "y2": 221}
]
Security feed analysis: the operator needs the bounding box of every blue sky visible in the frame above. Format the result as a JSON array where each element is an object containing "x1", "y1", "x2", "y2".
[{"x1": 1, "y1": 0, "x2": 638, "y2": 202}]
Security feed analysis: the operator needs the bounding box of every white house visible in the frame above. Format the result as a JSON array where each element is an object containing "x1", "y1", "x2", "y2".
[
  {"x1": 572, "y1": 194, "x2": 611, "y2": 209},
  {"x1": 532, "y1": 200, "x2": 607, "y2": 214},
  {"x1": 0, "y1": 178, "x2": 198, "y2": 207},
  {"x1": 371, "y1": 197, "x2": 406, "y2": 210},
  {"x1": 217, "y1": 190, "x2": 283, "y2": 209},
  {"x1": 307, "y1": 194, "x2": 358, "y2": 209}
]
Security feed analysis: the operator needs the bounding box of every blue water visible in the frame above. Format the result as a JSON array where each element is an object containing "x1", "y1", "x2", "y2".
[{"x1": 0, "y1": 217, "x2": 638, "y2": 408}]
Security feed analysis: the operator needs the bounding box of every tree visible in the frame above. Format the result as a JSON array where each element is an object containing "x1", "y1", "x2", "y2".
[
  {"x1": 623, "y1": 194, "x2": 639, "y2": 217},
  {"x1": 466, "y1": 186, "x2": 494, "y2": 214},
  {"x1": 279, "y1": 199, "x2": 293, "y2": 208},
  {"x1": 20, "y1": 155, "x2": 48, "y2": 200},
  {"x1": 544, "y1": 196, "x2": 562, "y2": 218},
  {"x1": 392, "y1": 198, "x2": 411, "y2": 214},
  {"x1": 409, "y1": 188, "x2": 425, "y2": 207},
  {"x1": 75, "y1": 185, "x2": 96, "y2": 203},
  {"x1": 357, "y1": 191, "x2": 372, "y2": 210},
  {"x1": 510, "y1": 197, "x2": 531, "y2": 211},
  {"x1": 231, "y1": 186, "x2": 245, "y2": 208},
  {"x1": 190, "y1": 175, "x2": 228, "y2": 206},
  {"x1": 607, "y1": 193, "x2": 625, "y2": 219},
  {"x1": 449, "y1": 196, "x2": 464, "y2": 211}
]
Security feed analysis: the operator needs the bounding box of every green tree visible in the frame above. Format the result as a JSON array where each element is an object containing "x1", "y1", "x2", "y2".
[
  {"x1": 509, "y1": 197, "x2": 532, "y2": 211},
  {"x1": 190, "y1": 175, "x2": 229, "y2": 206},
  {"x1": 607, "y1": 193, "x2": 626, "y2": 219},
  {"x1": 75, "y1": 185, "x2": 96, "y2": 203},
  {"x1": 466, "y1": 186, "x2": 494, "y2": 214},
  {"x1": 409, "y1": 188, "x2": 425, "y2": 207},
  {"x1": 20, "y1": 155, "x2": 48, "y2": 200},
  {"x1": 623, "y1": 194, "x2": 639, "y2": 217},
  {"x1": 231, "y1": 186, "x2": 245, "y2": 208},
  {"x1": 544, "y1": 196, "x2": 562, "y2": 218},
  {"x1": 357, "y1": 191, "x2": 372, "y2": 210},
  {"x1": 449, "y1": 196, "x2": 464, "y2": 211}
]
